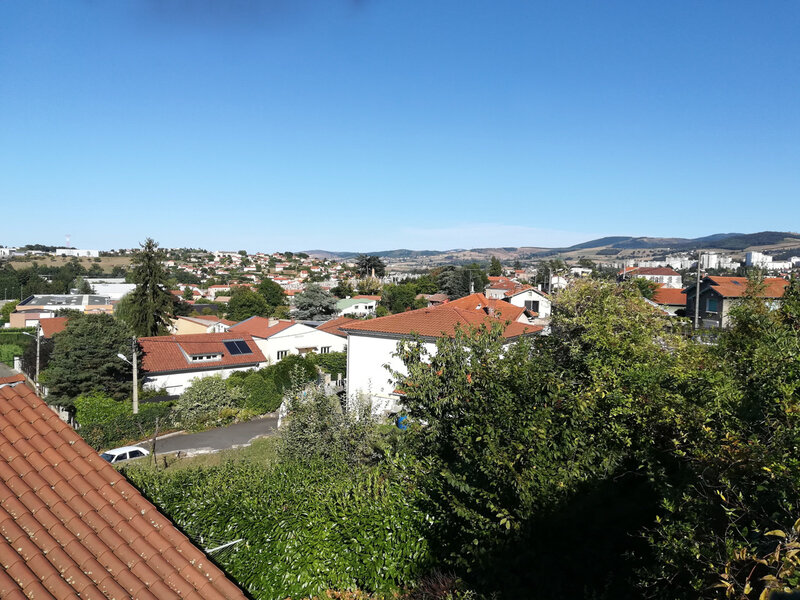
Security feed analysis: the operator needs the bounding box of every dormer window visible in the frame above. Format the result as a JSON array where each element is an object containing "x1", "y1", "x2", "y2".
[{"x1": 190, "y1": 354, "x2": 222, "y2": 362}]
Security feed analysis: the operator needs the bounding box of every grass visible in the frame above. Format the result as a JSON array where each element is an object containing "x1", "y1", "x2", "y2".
[
  {"x1": 7, "y1": 255, "x2": 132, "y2": 272},
  {"x1": 126, "y1": 435, "x2": 280, "y2": 474}
]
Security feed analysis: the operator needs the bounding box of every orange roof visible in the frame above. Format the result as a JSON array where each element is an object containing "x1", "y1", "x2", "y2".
[
  {"x1": 228, "y1": 316, "x2": 296, "y2": 338},
  {"x1": 447, "y1": 293, "x2": 531, "y2": 321},
  {"x1": 139, "y1": 332, "x2": 265, "y2": 373},
  {"x1": 316, "y1": 316, "x2": 358, "y2": 338},
  {"x1": 39, "y1": 317, "x2": 68, "y2": 338},
  {"x1": 341, "y1": 304, "x2": 541, "y2": 339},
  {"x1": 622, "y1": 267, "x2": 681, "y2": 277},
  {"x1": 706, "y1": 276, "x2": 789, "y2": 298},
  {"x1": 0, "y1": 379, "x2": 247, "y2": 599},
  {"x1": 652, "y1": 287, "x2": 687, "y2": 306},
  {"x1": 352, "y1": 295, "x2": 381, "y2": 301}
]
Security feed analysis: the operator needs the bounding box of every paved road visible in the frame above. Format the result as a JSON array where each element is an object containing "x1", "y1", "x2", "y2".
[{"x1": 143, "y1": 415, "x2": 279, "y2": 456}]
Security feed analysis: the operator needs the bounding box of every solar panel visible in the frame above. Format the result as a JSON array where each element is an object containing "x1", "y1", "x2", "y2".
[
  {"x1": 223, "y1": 340, "x2": 243, "y2": 355},
  {"x1": 223, "y1": 340, "x2": 253, "y2": 355}
]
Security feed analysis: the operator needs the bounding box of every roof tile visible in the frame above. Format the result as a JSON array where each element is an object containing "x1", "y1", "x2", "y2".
[{"x1": 139, "y1": 332, "x2": 265, "y2": 374}]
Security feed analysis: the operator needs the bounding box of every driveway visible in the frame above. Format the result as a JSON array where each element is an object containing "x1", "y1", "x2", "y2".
[
  {"x1": 0, "y1": 362, "x2": 19, "y2": 379},
  {"x1": 142, "y1": 415, "x2": 279, "y2": 456}
]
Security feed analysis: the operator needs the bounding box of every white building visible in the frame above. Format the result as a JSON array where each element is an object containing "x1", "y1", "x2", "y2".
[
  {"x1": 55, "y1": 249, "x2": 100, "y2": 258},
  {"x1": 504, "y1": 286, "x2": 552, "y2": 318},
  {"x1": 335, "y1": 296, "x2": 378, "y2": 317},
  {"x1": 342, "y1": 304, "x2": 542, "y2": 416},
  {"x1": 228, "y1": 317, "x2": 347, "y2": 364},
  {"x1": 139, "y1": 332, "x2": 267, "y2": 396}
]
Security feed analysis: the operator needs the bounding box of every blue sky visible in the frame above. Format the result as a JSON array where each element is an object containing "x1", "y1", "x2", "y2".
[{"x1": 1, "y1": 1, "x2": 798, "y2": 252}]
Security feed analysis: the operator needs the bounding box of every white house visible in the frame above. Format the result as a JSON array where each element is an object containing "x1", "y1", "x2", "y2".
[
  {"x1": 620, "y1": 267, "x2": 683, "y2": 289},
  {"x1": 335, "y1": 296, "x2": 378, "y2": 317},
  {"x1": 139, "y1": 332, "x2": 267, "y2": 396},
  {"x1": 228, "y1": 316, "x2": 347, "y2": 364},
  {"x1": 342, "y1": 303, "x2": 542, "y2": 417},
  {"x1": 504, "y1": 286, "x2": 552, "y2": 319}
]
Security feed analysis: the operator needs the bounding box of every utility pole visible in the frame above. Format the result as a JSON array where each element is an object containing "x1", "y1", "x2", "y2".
[
  {"x1": 131, "y1": 337, "x2": 139, "y2": 415},
  {"x1": 694, "y1": 253, "x2": 703, "y2": 330},
  {"x1": 35, "y1": 323, "x2": 41, "y2": 395}
]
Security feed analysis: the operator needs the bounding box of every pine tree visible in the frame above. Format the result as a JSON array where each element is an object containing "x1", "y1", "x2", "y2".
[{"x1": 119, "y1": 238, "x2": 175, "y2": 337}]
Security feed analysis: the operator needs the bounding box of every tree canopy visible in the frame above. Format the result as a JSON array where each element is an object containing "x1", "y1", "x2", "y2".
[
  {"x1": 257, "y1": 278, "x2": 288, "y2": 307},
  {"x1": 119, "y1": 238, "x2": 175, "y2": 337},
  {"x1": 294, "y1": 284, "x2": 337, "y2": 320},
  {"x1": 226, "y1": 287, "x2": 271, "y2": 321},
  {"x1": 355, "y1": 254, "x2": 386, "y2": 278},
  {"x1": 488, "y1": 256, "x2": 502, "y2": 276}
]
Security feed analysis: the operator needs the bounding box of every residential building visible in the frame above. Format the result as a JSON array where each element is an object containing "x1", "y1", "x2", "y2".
[
  {"x1": 228, "y1": 316, "x2": 347, "y2": 363},
  {"x1": 9, "y1": 295, "x2": 114, "y2": 328},
  {"x1": 54, "y1": 248, "x2": 99, "y2": 257},
  {"x1": 620, "y1": 267, "x2": 683, "y2": 289},
  {"x1": 139, "y1": 332, "x2": 267, "y2": 395},
  {"x1": 685, "y1": 276, "x2": 789, "y2": 328},
  {"x1": 504, "y1": 286, "x2": 552, "y2": 319},
  {"x1": 652, "y1": 286, "x2": 686, "y2": 316},
  {"x1": 335, "y1": 296, "x2": 377, "y2": 317},
  {"x1": 0, "y1": 374, "x2": 247, "y2": 599},
  {"x1": 170, "y1": 314, "x2": 234, "y2": 335},
  {"x1": 343, "y1": 304, "x2": 542, "y2": 416}
]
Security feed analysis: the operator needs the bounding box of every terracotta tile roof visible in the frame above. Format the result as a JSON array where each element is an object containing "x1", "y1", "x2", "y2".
[
  {"x1": 38, "y1": 317, "x2": 68, "y2": 339},
  {"x1": 505, "y1": 285, "x2": 549, "y2": 298},
  {"x1": 705, "y1": 276, "x2": 789, "y2": 298},
  {"x1": 447, "y1": 293, "x2": 531, "y2": 322},
  {"x1": 139, "y1": 332, "x2": 265, "y2": 374},
  {"x1": 652, "y1": 286, "x2": 687, "y2": 306},
  {"x1": 227, "y1": 317, "x2": 296, "y2": 339},
  {"x1": 352, "y1": 295, "x2": 381, "y2": 301},
  {"x1": 341, "y1": 303, "x2": 541, "y2": 339},
  {"x1": 179, "y1": 315, "x2": 236, "y2": 326},
  {"x1": 417, "y1": 293, "x2": 449, "y2": 305},
  {"x1": 0, "y1": 374, "x2": 26, "y2": 386},
  {"x1": 316, "y1": 316, "x2": 358, "y2": 338},
  {"x1": 0, "y1": 381, "x2": 247, "y2": 599}
]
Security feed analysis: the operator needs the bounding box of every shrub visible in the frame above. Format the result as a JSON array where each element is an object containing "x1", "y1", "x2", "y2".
[
  {"x1": 125, "y1": 459, "x2": 434, "y2": 599},
  {"x1": 79, "y1": 402, "x2": 174, "y2": 450},
  {"x1": 310, "y1": 351, "x2": 347, "y2": 379},
  {"x1": 241, "y1": 372, "x2": 282, "y2": 413},
  {"x1": 74, "y1": 391, "x2": 130, "y2": 425},
  {"x1": 0, "y1": 343, "x2": 24, "y2": 366},
  {"x1": 172, "y1": 375, "x2": 246, "y2": 429}
]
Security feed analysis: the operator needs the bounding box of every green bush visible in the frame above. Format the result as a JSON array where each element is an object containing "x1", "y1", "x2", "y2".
[
  {"x1": 258, "y1": 354, "x2": 317, "y2": 392},
  {"x1": 79, "y1": 402, "x2": 174, "y2": 450},
  {"x1": 0, "y1": 343, "x2": 24, "y2": 366},
  {"x1": 172, "y1": 375, "x2": 246, "y2": 429},
  {"x1": 74, "y1": 391, "x2": 130, "y2": 425},
  {"x1": 125, "y1": 459, "x2": 434, "y2": 600},
  {"x1": 310, "y1": 351, "x2": 347, "y2": 379},
  {"x1": 241, "y1": 372, "x2": 281, "y2": 413}
]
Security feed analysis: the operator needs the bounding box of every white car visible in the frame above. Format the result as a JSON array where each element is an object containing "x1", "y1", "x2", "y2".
[{"x1": 100, "y1": 445, "x2": 150, "y2": 464}]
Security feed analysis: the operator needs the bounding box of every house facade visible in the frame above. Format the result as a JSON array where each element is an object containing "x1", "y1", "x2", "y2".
[
  {"x1": 139, "y1": 332, "x2": 267, "y2": 395},
  {"x1": 228, "y1": 316, "x2": 347, "y2": 363},
  {"x1": 505, "y1": 286, "x2": 552, "y2": 319},
  {"x1": 685, "y1": 276, "x2": 789, "y2": 328}
]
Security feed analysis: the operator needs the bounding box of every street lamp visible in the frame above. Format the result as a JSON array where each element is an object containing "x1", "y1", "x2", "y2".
[
  {"x1": 117, "y1": 337, "x2": 139, "y2": 414},
  {"x1": 20, "y1": 323, "x2": 41, "y2": 395}
]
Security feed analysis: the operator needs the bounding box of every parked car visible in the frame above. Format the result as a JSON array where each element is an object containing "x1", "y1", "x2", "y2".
[{"x1": 100, "y1": 445, "x2": 150, "y2": 464}]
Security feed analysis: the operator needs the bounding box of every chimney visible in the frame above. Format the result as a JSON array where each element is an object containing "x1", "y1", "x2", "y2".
[{"x1": 268, "y1": 317, "x2": 279, "y2": 327}]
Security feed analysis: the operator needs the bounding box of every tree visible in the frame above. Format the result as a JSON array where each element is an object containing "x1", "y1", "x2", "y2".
[
  {"x1": 226, "y1": 287, "x2": 271, "y2": 321},
  {"x1": 356, "y1": 277, "x2": 382, "y2": 296},
  {"x1": 43, "y1": 313, "x2": 136, "y2": 406},
  {"x1": 257, "y1": 278, "x2": 288, "y2": 307},
  {"x1": 632, "y1": 277, "x2": 658, "y2": 300},
  {"x1": 294, "y1": 284, "x2": 337, "y2": 320},
  {"x1": 182, "y1": 286, "x2": 194, "y2": 301},
  {"x1": 438, "y1": 263, "x2": 488, "y2": 299},
  {"x1": 1, "y1": 300, "x2": 18, "y2": 324},
  {"x1": 172, "y1": 375, "x2": 245, "y2": 429},
  {"x1": 120, "y1": 238, "x2": 175, "y2": 337},
  {"x1": 355, "y1": 254, "x2": 386, "y2": 278},
  {"x1": 381, "y1": 283, "x2": 426, "y2": 314},
  {"x1": 331, "y1": 280, "x2": 355, "y2": 299},
  {"x1": 74, "y1": 277, "x2": 93, "y2": 294},
  {"x1": 488, "y1": 256, "x2": 502, "y2": 277}
]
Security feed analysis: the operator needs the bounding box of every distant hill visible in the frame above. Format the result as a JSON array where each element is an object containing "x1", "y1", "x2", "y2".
[{"x1": 304, "y1": 231, "x2": 800, "y2": 263}]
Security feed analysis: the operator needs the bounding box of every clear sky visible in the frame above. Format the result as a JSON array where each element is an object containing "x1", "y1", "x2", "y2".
[{"x1": 1, "y1": 1, "x2": 798, "y2": 252}]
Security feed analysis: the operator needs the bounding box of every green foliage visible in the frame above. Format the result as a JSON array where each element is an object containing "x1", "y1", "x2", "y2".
[
  {"x1": 0, "y1": 343, "x2": 24, "y2": 366},
  {"x1": 356, "y1": 254, "x2": 387, "y2": 278},
  {"x1": 240, "y1": 372, "x2": 282, "y2": 413},
  {"x1": 437, "y1": 264, "x2": 488, "y2": 299},
  {"x1": 125, "y1": 458, "x2": 433, "y2": 599},
  {"x1": 257, "y1": 278, "x2": 288, "y2": 307},
  {"x1": 331, "y1": 280, "x2": 355, "y2": 299},
  {"x1": 172, "y1": 375, "x2": 246, "y2": 429},
  {"x1": 43, "y1": 313, "x2": 135, "y2": 405},
  {"x1": 381, "y1": 283, "x2": 427, "y2": 314},
  {"x1": 279, "y1": 389, "x2": 379, "y2": 466},
  {"x1": 1, "y1": 299, "x2": 18, "y2": 323},
  {"x1": 294, "y1": 284, "x2": 337, "y2": 320},
  {"x1": 119, "y1": 238, "x2": 175, "y2": 336},
  {"x1": 79, "y1": 402, "x2": 174, "y2": 450},
  {"x1": 226, "y1": 286, "x2": 271, "y2": 321},
  {"x1": 74, "y1": 391, "x2": 129, "y2": 425},
  {"x1": 260, "y1": 354, "x2": 318, "y2": 391},
  {"x1": 632, "y1": 276, "x2": 658, "y2": 299},
  {"x1": 488, "y1": 256, "x2": 502, "y2": 277},
  {"x1": 309, "y1": 351, "x2": 347, "y2": 378}
]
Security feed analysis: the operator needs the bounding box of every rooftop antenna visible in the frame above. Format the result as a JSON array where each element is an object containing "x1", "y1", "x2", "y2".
[{"x1": 65, "y1": 234, "x2": 71, "y2": 248}]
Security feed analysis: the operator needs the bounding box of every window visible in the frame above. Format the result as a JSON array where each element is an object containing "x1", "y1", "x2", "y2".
[
  {"x1": 524, "y1": 300, "x2": 540, "y2": 313},
  {"x1": 277, "y1": 350, "x2": 288, "y2": 360},
  {"x1": 128, "y1": 450, "x2": 144, "y2": 458},
  {"x1": 320, "y1": 346, "x2": 331, "y2": 354},
  {"x1": 706, "y1": 297, "x2": 719, "y2": 313}
]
